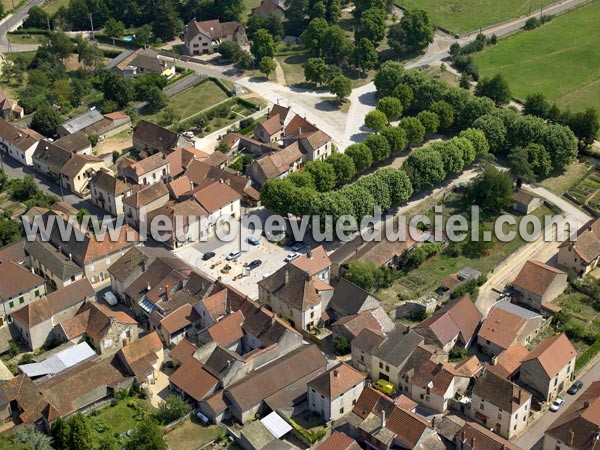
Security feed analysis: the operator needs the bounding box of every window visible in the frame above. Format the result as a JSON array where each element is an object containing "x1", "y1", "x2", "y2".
[
  {"x1": 497, "y1": 412, "x2": 502, "y2": 420},
  {"x1": 480, "y1": 402, "x2": 484, "y2": 410},
  {"x1": 339, "y1": 407, "x2": 344, "y2": 414},
  {"x1": 513, "y1": 425, "x2": 517, "y2": 431},
  {"x1": 554, "y1": 377, "x2": 558, "y2": 387},
  {"x1": 379, "y1": 362, "x2": 383, "y2": 369},
  {"x1": 34, "y1": 290, "x2": 39, "y2": 297},
  {"x1": 8, "y1": 301, "x2": 14, "y2": 309},
  {"x1": 515, "y1": 413, "x2": 518, "y2": 420},
  {"x1": 19, "y1": 297, "x2": 24, "y2": 304},
  {"x1": 352, "y1": 399, "x2": 357, "y2": 405},
  {"x1": 385, "y1": 365, "x2": 390, "y2": 372}
]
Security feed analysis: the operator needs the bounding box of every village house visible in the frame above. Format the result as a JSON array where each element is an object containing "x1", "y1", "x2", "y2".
[
  {"x1": 282, "y1": 115, "x2": 334, "y2": 162},
  {"x1": 307, "y1": 362, "x2": 366, "y2": 421},
  {"x1": 169, "y1": 356, "x2": 219, "y2": 405},
  {"x1": 24, "y1": 238, "x2": 84, "y2": 290},
  {"x1": 59, "y1": 153, "x2": 106, "y2": 197},
  {"x1": 57, "y1": 109, "x2": 104, "y2": 137},
  {"x1": 253, "y1": 113, "x2": 285, "y2": 143},
  {"x1": 477, "y1": 301, "x2": 544, "y2": 356},
  {"x1": 116, "y1": 331, "x2": 164, "y2": 387},
  {"x1": 0, "y1": 118, "x2": 41, "y2": 165},
  {"x1": 315, "y1": 432, "x2": 362, "y2": 450},
  {"x1": 132, "y1": 120, "x2": 184, "y2": 153},
  {"x1": 53, "y1": 132, "x2": 93, "y2": 155},
  {"x1": 184, "y1": 18, "x2": 248, "y2": 55},
  {"x1": 543, "y1": 381, "x2": 600, "y2": 450},
  {"x1": 469, "y1": 370, "x2": 532, "y2": 439},
  {"x1": 252, "y1": 0, "x2": 286, "y2": 18},
  {"x1": 12, "y1": 278, "x2": 95, "y2": 350},
  {"x1": 557, "y1": 217, "x2": 600, "y2": 277},
  {"x1": 332, "y1": 308, "x2": 395, "y2": 342},
  {"x1": 398, "y1": 346, "x2": 471, "y2": 413},
  {"x1": 105, "y1": 48, "x2": 175, "y2": 79},
  {"x1": 89, "y1": 169, "x2": 136, "y2": 216},
  {"x1": 519, "y1": 333, "x2": 576, "y2": 402},
  {"x1": 257, "y1": 262, "x2": 334, "y2": 331},
  {"x1": 169, "y1": 338, "x2": 198, "y2": 367},
  {"x1": 512, "y1": 189, "x2": 544, "y2": 214},
  {"x1": 107, "y1": 246, "x2": 167, "y2": 300},
  {"x1": 123, "y1": 181, "x2": 170, "y2": 229},
  {"x1": 487, "y1": 343, "x2": 529, "y2": 381},
  {"x1": 246, "y1": 141, "x2": 304, "y2": 186},
  {"x1": 38, "y1": 204, "x2": 139, "y2": 287},
  {"x1": 0, "y1": 238, "x2": 27, "y2": 265},
  {"x1": 157, "y1": 303, "x2": 200, "y2": 346},
  {"x1": 0, "y1": 260, "x2": 46, "y2": 326},
  {"x1": 511, "y1": 260, "x2": 568, "y2": 312},
  {"x1": 347, "y1": 386, "x2": 445, "y2": 450},
  {"x1": 32, "y1": 140, "x2": 74, "y2": 180},
  {"x1": 327, "y1": 278, "x2": 381, "y2": 321},
  {"x1": 351, "y1": 325, "x2": 425, "y2": 387},
  {"x1": 148, "y1": 198, "x2": 209, "y2": 249},
  {"x1": 193, "y1": 181, "x2": 242, "y2": 227},
  {"x1": 165, "y1": 146, "x2": 209, "y2": 180},
  {"x1": 223, "y1": 344, "x2": 327, "y2": 424},
  {"x1": 0, "y1": 88, "x2": 23, "y2": 121},
  {"x1": 56, "y1": 302, "x2": 139, "y2": 354},
  {"x1": 118, "y1": 152, "x2": 170, "y2": 185},
  {"x1": 455, "y1": 422, "x2": 521, "y2": 450},
  {"x1": 80, "y1": 111, "x2": 132, "y2": 139},
  {"x1": 414, "y1": 295, "x2": 483, "y2": 352}
]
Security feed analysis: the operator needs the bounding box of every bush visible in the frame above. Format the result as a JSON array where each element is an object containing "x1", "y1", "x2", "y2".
[
  {"x1": 333, "y1": 335, "x2": 351, "y2": 355},
  {"x1": 449, "y1": 346, "x2": 467, "y2": 361}
]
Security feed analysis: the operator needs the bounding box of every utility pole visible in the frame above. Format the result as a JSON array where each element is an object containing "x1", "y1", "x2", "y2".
[
  {"x1": 89, "y1": 13, "x2": 95, "y2": 40},
  {"x1": 47, "y1": 14, "x2": 51, "y2": 31}
]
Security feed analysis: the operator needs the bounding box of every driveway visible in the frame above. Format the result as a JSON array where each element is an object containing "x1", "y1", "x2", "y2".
[{"x1": 149, "y1": 367, "x2": 174, "y2": 408}]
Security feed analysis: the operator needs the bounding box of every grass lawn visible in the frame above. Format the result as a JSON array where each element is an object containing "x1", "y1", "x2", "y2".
[
  {"x1": 140, "y1": 80, "x2": 230, "y2": 125},
  {"x1": 539, "y1": 160, "x2": 593, "y2": 195},
  {"x1": 400, "y1": 0, "x2": 556, "y2": 35},
  {"x1": 42, "y1": 0, "x2": 69, "y2": 15},
  {"x1": 7, "y1": 33, "x2": 47, "y2": 44},
  {"x1": 165, "y1": 418, "x2": 222, "y2": 450},
  {"x1": 377, "y1": 195, "x2": 554, "y2": 310},
  {"x1": 93, "y1": 398, "x2": 154, "y2": 435},
  {"x1": 555, "y1": 291, "x2": 600, "y2": 353},
  {"x1": 472, "y1": 1, "x2": 600, "y2": 113}
]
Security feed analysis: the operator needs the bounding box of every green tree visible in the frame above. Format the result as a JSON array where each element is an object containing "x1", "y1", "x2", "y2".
[
  {"x1": 387, "y1": 9, "x2": 434, "y2": 54},
  {"x1": 400, "y1": 116, "x2": 425, "y2": 144},
  {"x1": 146, "y1": 87, "x2": 168, "y2": 112},
  {"x1": 356, "y1": 7, "x2": 386, "y2": 44},
  {"x1": 333, "y1": 335, "x2": 351, "y2": 355},
  {"x1": 363, "y1": 133, "x2": 391, "y2": 162},
  {"x1": 213, "y1": 0, "x2": 243, "y2": 21},
  {"x1": 23, "y1": 6, "x2": 50, "y2": 29},
  {"x1": 452, "y1": 136, "x2": 476, "y2": 165},
  {"x1": 475, "y1": 74, "x2": 511, "y2": 106},
  {"x1": 162, "y1": 107, "x2": 180, "y2": 125},
  {"x1": 373, "y1": 167, "x2": 413, "y2": 204},
  {"x1": 329, "y1": 75, "x2": 352, "y2": 102},
  {"x1": 0, "y1": 218, "x2": 23, "y2": 246},
  {"x1": 569, "y1": 108, "x2": 599, "y2": 149},
  {"x1": 125, "y1": 420, "x2": 167, "y2": 450},
  {"x1": 327, "y1": 153, "x2": 356, "y2": 184},
  {"x1": 364, "y1": 109, "x2": 388, "y2": 131},
  {"x1": 345, "y1": 143, "x2": 373, "y2": 172},
  {"x1": 135, "y1": 24, "x2": 153, "y2": 46},
  {"x1": 305, "y1": 160, "x2": 337, "y2": 191},
  {"x1": 285, "y1": 0, "x2": 309, "y2": 32},
  {"x1": 30, "y1": 106, "x2": 60, "y2": 137},
  {"x1": 68, "y1": 414, "x2": 96, "y2": 450},
  {"x1": 393, "y1": 84, "x2": 413, "y2": 109},
  {"x1": 381, "y1": 125, "x2": 407, "y2": 154},
  {"x1": 354, "y1": 173, "x2": 392, "y2": 210},
  {"x1": 459, "y1": 128, "x2": 489, "y2": 156},
  {"x1": 48, "y1": 30, "x2": 74, "y2": 61},
  {"x1": 459, "y1": 73, "x2": 471, "y2": 89},
  {"x1": 469, "y1": 165, "x2": 513, "y2": 213},
  {"x1": 343, "y1": 260, "x2": 377, "y2": 290},
  {"x1": 430, "y1": 100, "x2": 455, "y2": 130},
  {"x1": 340, "y1": 184, "x2": 377, "y2": 218},
  {"x1": 417, "y1": 110, "x2": 439, "y2": 135},
  {"x1": 472, "y1": 114, "x2": 507, "y2": 153},
  {"x1": 322, "y1": 25, "x2": 352, "y2": 65},
  {"x1": 12, "y1": 426, "x2": 53, "y2": 450},
  {"x1": 539, "y1": 124, "x2": 578, "y2": 172},
  {"x1": 403, "y1": 147, "x2": 446, "y2": 191},
  {"x1": 352, "y1": 38, "x2": 378, "y2": 74},
  {"x1": 259, "y1": 56, "x2": 276, "y2": 78},
  {"x1": 376, "y1": 96, "x2": 403, "y2": 121},
  {"x1": 156, "y1": 394, "x2": 192, "y2": 424},
  {"x1": 261, "y1": 178, "x2": 295, "y2": 213},
  {"x1": 374, "y1": 61, "x2": 404, "y2": 97},
  {"x1": 102, "y1": 72, "x2": 133, "y2": 108},
  {"x1": 265, "y1": 14, "x2": 285, "y2": 40},
  {"x1": 325, "y1": 0, "x2": 342, "y2": 23},
  {"x1": 301, "y1": 18, "x2": 328, "y2": 56},
  {"x1": 251, "y1": 29, "x2": 276, "y2": 61},
  {"x1": 104, "y1": 18, "x2": 125, "y2": 38},
  {"x1": 287, "y1": 170, "x2": 315, "y2": 189},
  {"x1": 304, "y1": 57, "x2": 328, "y2": 85},
  {"x1": 310, "y1": 1, "x2": 326, "y2": 19},
  {"x1": 523, "y1": 92, "x2": 551, "y2": 118},
  {"x1": 219, "y1": 40, "x2": 242, "y2": 61}
]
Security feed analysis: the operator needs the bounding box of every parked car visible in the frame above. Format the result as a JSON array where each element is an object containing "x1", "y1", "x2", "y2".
[
  {"x1": 284, "y1": 252, "x2": 301, "y2": 262},
  {"x1": 202, "y1": 251, "x2": 216, "y2": 261},
  {"x1": 373, "y1": 379, "x2": 396, "y2": 397},
  {"x1": 247, "y1": 236, "x2": 260, "y2": 246},
  {"x1": 226, "y1": 250, "x2": 241, "y2": 261},
  {"x1": 550, "y1": 398, "x2": 565, "y2": 412},
  {"x1": 568, "y1": 380, "x2": 584, "y2": 395},
  {"x1": 246, "y1": 259, "x2": 262, "y2": 270},
  {"x1": 290, "y1": 241, "x2": 307, "y2": 252},
  {"x1": 182, "y1": 131, "x2": 194, "y2": 138},
  {"x1": 103, "y1": 291, "x2": 118, "y2": 306},
  {"x1": 195, "y1": 411, "x2": 209, "y2": 424}
]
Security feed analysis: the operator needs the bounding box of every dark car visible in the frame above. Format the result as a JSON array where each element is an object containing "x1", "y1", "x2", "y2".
[
  {"x1": 202, "y1": 251, "x2": 216, "y2": 261},
  {"x1": 568, "y1": 380, "x2": 584, "y2": 395},
  {"x1": 246, "y1": 259, "x2": 262, "y2": 270},
  {"x1": 247, "y1": 236, "x2": 260, "y2": 246},
  {"x1": 290, "y1": 241, "x2": 307, "y2": 252}
]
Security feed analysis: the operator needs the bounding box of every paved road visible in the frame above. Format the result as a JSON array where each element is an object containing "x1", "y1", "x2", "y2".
[
  {"x1": 514, "y1": 356, "x2": 600, "y2": 449},
  {"x1": 0, "y1": 0, "x2": 45, "y2": 53},
  {"x1": 0, "y1": 152, "x2": 107, "y2": 217}
]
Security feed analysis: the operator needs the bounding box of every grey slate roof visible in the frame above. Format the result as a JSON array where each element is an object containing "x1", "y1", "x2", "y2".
[
  {"x1": 493, "y1": 301, "x2": 542, "y2": 320},
  {"x1": 329, "y1": 278, "x2": 380, "y2": 316},
  {"x1": 59, "y1": 110, "x2": 104, "y2": 135},
  {"x1": 24, "y1": 239, "x2": 82, "y2": 281}
]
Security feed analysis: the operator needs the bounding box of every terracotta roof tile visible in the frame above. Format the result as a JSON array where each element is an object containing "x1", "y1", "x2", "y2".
[
  {"x1": 291, "y1": 246, "x2": 331, "y2": 275},
  {"x1": 314, "y1": 432, "x2": 361, "y2": 450},
  {"x1": 308, "y1": 363, "x2": 365, "y2": 399},
  {"x1": 207, "y1": 310, "x2": 245, "y2": 347},
  {"x1": 477, "y1": 307, "x2": 527, "y2": 351},
  {"x1": 488, "y1": 343, "x2": 528, "y2": 379},
  {"x1": 0, "y1": 260, "x2": 45, "y2": 300},
  {"x1": 559, "y1": 218, "x2": 600, "y2": 264},
  {"x1": 457, "y1": 422, "x2": 521, "y2": 450},
  {"x1": 169, "y1": 357, "x2": 218, "y2": 401},
  {"x1": 169, "y1": 339, "x2": 198, "y2": 364},
  {"x1": 193, "y1": 181, "x2": 241, "y2": 213},
  {"x1": 160, "y1": 304, "x2": 200, "y2": 335},
  {"x1": 513, "y1": 260, "x2": 567, "y2": 298},
  {"x1": 521, "y1": 333, "x2": 576, "y2": 377}
]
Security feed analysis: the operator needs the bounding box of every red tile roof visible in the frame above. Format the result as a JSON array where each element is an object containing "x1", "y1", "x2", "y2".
[
  {"x1": 308, "y1": 362, "x2": 365, "y2": 399},
  {"x1": 521, "y1": 333, "x2": 576, "y2": 377},
  {"x1": 169, "y1": 339, "x2": 198, "y2": 364},
  {"x1": 207, "y1": 310, "x2": 245, "y2": 347},
  {"x1": 169, "y1": 357, "x2": 218, "y2": 401},
  {"x1": 488, "y1": 343, "x2": 528, "y2": 379},
  {"x1": 193, "y1": 181, "x2": 241, "y2": 213},
  {"x1": 512, "y1": 260, "x2": 567, "y2": 297},
  {"x1": 160, "y1": 304, "x2": 199, "y2": 335},
  {"x1": 314, "y1": 432, "x2": 361, "y2": 450}
]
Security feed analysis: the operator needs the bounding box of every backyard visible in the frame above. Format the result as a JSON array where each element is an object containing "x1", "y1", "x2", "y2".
[
  {"x1": 538, "y1": 160, "x2": 593, "y2": 196},
  {"x1": 93, "y1": 397, "x2": 154, "y2": 435},
  {"x1": 165, "y1": 417, "x2": 223, "y2": 450},
  {"x1": 377, "y1": 193, "x2": 554, "y2": 310},
  {"x1": 566, "y1": 165, "x2": 600, "y2": 209},
  {"x1": 473, "y1": 0, "x2": 600, "y2": 113},
  {"x1": 41, "y1": 0, "x2": 69, "y2": 15},
  {"x1": 400, "y1": 0, "x2": 557, "y2": 34}
]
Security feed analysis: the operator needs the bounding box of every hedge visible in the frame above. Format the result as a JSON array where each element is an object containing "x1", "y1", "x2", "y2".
[
  {"x1": 95, "y1": 34, "x2": 143, "y2": 49},
  {"x1": 8, "y1": 29, "x2": 49, "y2": 35},
  {"x1": 576, "y1": 340, "x2": 600, "y2": 371},
  {"x1": 209, "y1": 77, "x2": 234, "y2": 97}
]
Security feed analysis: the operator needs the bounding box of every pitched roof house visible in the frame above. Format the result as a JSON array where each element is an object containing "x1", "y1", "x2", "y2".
[
  {"x1": 184, "y1": 19, "x2": 247, "y2": 55},
  {"x1": 558, "y1": 217, "x2": 600, "y2": 277},
  {"x1": 246, "y1": 141, "x2": 304, "y2": 186},
  {"x1": 332, "y1": 308, "x2": 395, "y2": 341},
  {"x1": 511, "y1": 260, "x2": 568, "y2": 312},
  {"x1": 118, "y1": 152, "x2": 170, "y2": 185},
  {"x1": 0, "y1": 88, "x2": 24, "y2": 121},
  {"x1": 89, "y1": 169, "x2": 136, "y2": 216},
  {"x1": 57, "y1": 109, "x2": 104, "y2": 137},
  {"x1": 487, "y1": 343, "x2": 528, "y2": 380},
  {"x1": 0, "y1": 118, "x2": 40, "y2": 165},
  {"x1": 477, "y1": 301, "x2": 544, "y2": 356},
  {"x1": 328, "y1": 278, "x2": 382, "y2": 320},
  {"x1": 455, "y1": 422, "x2": 521, "y2": 450},
  {"x1": 169, "y1": 356, "x2": 219, "y2": 403},
  {"x1": 132, "y1": 120, "x2": 181, "y2": 153},
  {"x1": 314, "y1": 432, "x2": 362, "y2": 450},
  {"x1": 106, "y1": 48, "x2": 175, "y2": 79},
  {"x1": 24, "y1": 238, "x2": 84, "y2": 290},
  {"x1": 116, "y1": 331, "x2": 164, "y2": 385},
  {"x1": 0, "y1": 260, "x2": 46, "y2": 326},
  {"x1": 59, "y1": 153, "x2": 106, "y2": 197},
  {"x1": 414, "y1": 295, "x2": 482, "y2": 351},
  {"x1": 520, "y1": 333, "x2": 576, "y2": 402},
  {"x1": 252, "y1": 0, "x2": 286, "y2": 19}
]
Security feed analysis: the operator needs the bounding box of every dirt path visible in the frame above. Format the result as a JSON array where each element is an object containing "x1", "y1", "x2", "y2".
[{"x1": 94, "y1": 134, "x2": 133, "y2": 157}]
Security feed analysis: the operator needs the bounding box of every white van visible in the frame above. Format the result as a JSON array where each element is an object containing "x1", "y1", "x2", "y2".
[{"x1": 103, "y1": 291, "x2": 118, "y2": 306}]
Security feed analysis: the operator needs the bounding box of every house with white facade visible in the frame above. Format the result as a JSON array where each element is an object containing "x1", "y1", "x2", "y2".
[
  {"x1": 0, "y1": 119, "x2": 42, "y2": 166},
  {"x1": 184, "y1": 19, "x2": 247, "y2": 55}
]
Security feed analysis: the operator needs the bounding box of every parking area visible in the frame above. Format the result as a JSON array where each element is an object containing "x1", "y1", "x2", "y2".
[{"x1": 173, "y1": 212, "x2": 294, "y2": 298}]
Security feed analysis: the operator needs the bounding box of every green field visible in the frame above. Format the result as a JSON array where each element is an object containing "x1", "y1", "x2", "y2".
[
  {"x1": 473, "y1": 0, "x2": 600, "y2": 112},
  {"x1": 400, "y1": 0, "x2": 556, "y2": 34}
]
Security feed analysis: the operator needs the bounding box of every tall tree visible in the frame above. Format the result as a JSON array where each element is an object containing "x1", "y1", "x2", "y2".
[
  {"x1": 376, "y1": 96, "x2": 403, "y2": 121},
  {"x1": 356, "y1": 7, "x2": 386, "y2": 44},
  {"x1": 68, "y1": 414, "x2": 96, "y2": 450},
  {"x1": 213, "y1": 0, "x2": 243, "y2": 22},
  {"x1": 259, "y1": 56, "x2": 276, "y2": 78},
  {"x1": 469, "y1": 165, "x2": 513, "y2": 213},
  {"x1": 475, "y1": 74, "x2": 511, "y2": 106},
  {"x1": 387, "y1": 9, "x2": 434, "y2": 54},
  {"x1": 285, "y1": 0, "x2": 309, "y2": 32},
  {"x1": 251, "y1": 29, "x2": 276, "y2": 61},
  {"x1": 125, "y1": 420, "x2": 167, "y2": 450},
  {"x1": 329, "y1": 74, "x2": 352, "y2": 101},
  {"x1": 30, "y1": 106, "x2": 61, "y2": 137},
  {"x1": 569, "y1": 108, "x2": 599, "y2": 149},
  {"x1": 327, "y1": 153, "x2": 356, "y2": 183},
  {"x1": 345, "y1": 143, "x2": 373, "y2": 171},
  {"x1": 364, "y1": 110, "x2": 388, "y2": 131},
  {"x1": 301, "y1": 17, "x2": 328, "y2": 56},
  {"x1": 304, "y1": 57, "x2": 328, "y2": 85},
  {"x1": 322, "y1": 25, "x2": 352, "y2": 65},
  {"x1": 305, "y1": 160, "x2": 337, "y2": 191},
  {"x1": 352, "y1": 38, "x2": 378, "y2": 74},
  {"x1": 403, "y1": 147, "x2": 445, "y2": 191}
]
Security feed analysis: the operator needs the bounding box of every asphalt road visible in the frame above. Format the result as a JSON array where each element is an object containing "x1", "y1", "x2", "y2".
[{"x1": 0, "y1": 0, "x2": 45, "y2": 53}]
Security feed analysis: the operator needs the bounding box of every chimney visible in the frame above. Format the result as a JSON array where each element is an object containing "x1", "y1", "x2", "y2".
[
  {"x1": 219, "y1": 178, "x2": 224, "y2": 183},
  {"x1": 381, "y1": 410, "x2": 386, "y2": 429},
  {"x1": 518, "y1": 388, "x2": 523, "y2": 404},
  {"x1": 431, "y1": 416, "x2": 436, "y2": 429},
  {"x1": 333, "y1": 369, "x2": 339, "y2": 378},
  {"x1": 585, "y1": 400, "x2": 591, "y2": 408},
  {"x1": 569, "y1": 430, "x2": 575, "y2": 447},
  {"x1": 140, "y1": 260, "x2": 146, "y2": 273},
  {"x1": 461, "y1": 429, "x2": 466, "y2": 443},
  {"x1": 164, "y1": 285, "x2": 169, "y2": 302},
  {"x1": 284, "y1": 269, "x2": 289, "y2": 285},
  {"x1": 68, "y1": 253, "x2": 72, "y2": 261},
  {"x1": 58, "y1": 245, "x2": 62, "y2": 253},
  {"x1": 146, "y1": 281, "x2": 151, "y2": 292},
  {"x1": 226, "y1": 360, "x2": 231, "y2": 368},
  {"x1": 307, "y1": 247, "x2": 313, "y2": 259}
]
